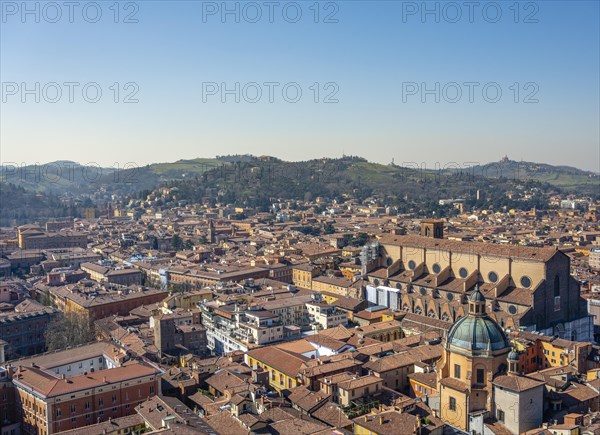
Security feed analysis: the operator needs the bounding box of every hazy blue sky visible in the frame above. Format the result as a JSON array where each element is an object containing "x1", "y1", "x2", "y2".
[{"x1": 1, "y1": 0, "x2": 599, "y2": 172}]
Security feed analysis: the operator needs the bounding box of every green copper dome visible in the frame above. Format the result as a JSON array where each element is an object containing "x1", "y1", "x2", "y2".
[{"x1": 447, "y1": 315, "x2": 510, "y2": 354}]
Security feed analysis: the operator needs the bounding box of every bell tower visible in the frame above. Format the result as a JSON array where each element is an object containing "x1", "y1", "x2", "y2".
[{"x1": 420, "y1": 219, "x2": 444, "y2": 239}]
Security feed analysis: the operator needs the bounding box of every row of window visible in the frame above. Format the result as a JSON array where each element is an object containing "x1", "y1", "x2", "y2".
[
  {"x1": 454, "y1": 364, "x2": 485, "y2": 384},
  {"x1": 386, "y1": 261, "x2": 538, "y2": 289}
]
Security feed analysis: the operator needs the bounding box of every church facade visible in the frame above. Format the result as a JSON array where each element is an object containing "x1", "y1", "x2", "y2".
[{"x1": 365, "y1": 221, "x2": 592, "y2": 341}]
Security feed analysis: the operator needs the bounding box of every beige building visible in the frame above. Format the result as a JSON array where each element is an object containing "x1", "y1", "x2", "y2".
[
  {"x1": 589, "y1": 247, "x2": 600, "y2": 270},
  {"x1": 438, "y1": 289, "x2": 510, "y2": 432},
  {"x1": 337, "y1": 374, "x2": 383, "y2": 406},
  {"x1": 370, "y1": 221, "x2": 591, "y2": 341}
]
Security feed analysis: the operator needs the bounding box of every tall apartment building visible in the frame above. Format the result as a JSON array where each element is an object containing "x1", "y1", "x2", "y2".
[
  {"x1": 201, "y1": 297, "x2": 307, "y2": 355},
  {"x1": 7, "y1": 341, "x2": 162, "y2": 435}
]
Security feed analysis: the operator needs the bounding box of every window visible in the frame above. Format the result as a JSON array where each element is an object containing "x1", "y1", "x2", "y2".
[
  {"x1": 488, "y1": 271, "x2": 498, "y2": 283},
  {"x1": 520, "y1": 276, "x2": 532, "y2": 288},
  {"x1": 554, "y1": 276, "x2": 560, "y2": 297},
  {"x1": 497, "y1": 409, "x2": 505, "y2": 422},
  {"x1": 454, "y1": 364, "x2": 461, "y2": 379},
  {"x1": 476, "y1": 369, "x2": 485, "y2": 384},
  {"x1": 408, "y1": 260, "x2": 416, "y2": 270},
  {"x1": 449, "y1": 397, "x2": 456, "y2": 411},
  {"x1": 458, "y1": 267, "x2": 468, "y2": 279},
  {"x1": 432, "y1": 263, "x2": 441, "y2": 274}
]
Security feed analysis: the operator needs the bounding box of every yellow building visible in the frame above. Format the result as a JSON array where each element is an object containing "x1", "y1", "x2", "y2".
[
  {"x1": 163, "y1": 288, "x2": 213, "y2": 309},
  {"x1": 245, "y1": 346, "x2": 305, "y2": 392}
]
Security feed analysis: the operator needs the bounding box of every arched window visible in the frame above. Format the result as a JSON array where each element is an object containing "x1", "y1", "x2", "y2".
[
  {"x1": 554, "y1": 276, "x2": 560, "y2": 297},
  {"x1": 425, "y1": 227, "x2": 431, "y2": 237}
]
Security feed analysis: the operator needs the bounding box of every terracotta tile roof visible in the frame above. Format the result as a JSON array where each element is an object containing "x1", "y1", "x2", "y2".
[
  {"x1": 204, "y1": 370, "x2": 248, "y2": 394},
  {"x1": 55, "y1": 414, "x2": 145, "y2": 435},
  {"x1": 14, "y1": 362, "x2": 160, "y2": 397},
  {"x1": 363, "y1": 345, "x2": 442, "y2": 373},
  {"x1": 301, "y1": 357, "x2": 361, "y2": 378},
  {"x1": 493, "y1": 374, "x2": 545, "y2": 392},
  {"x1": 310, "y1": 401, "x2": 353, "y2": 428},
  {"x1": 287, "y1": 385, "x2": 330, "y2": 412},
  {"x1": 379, "y1": 234, "x2": 559, "y2": 262},
  {"x1": 440, "y1": 377, "x2": 469, "y2": 393},
  {"x1": 408, "y1": 371, "x2": 437, "y2": 389},
  {"x1": 204, "y1": 411, "x2": 249, "y2": 435},
  {"x1": 355, "y1": 320, "x2": 403, "y2": 335},
  {"x1": 337, "y1": 374, "x2": 382, "y2": 391},
  {"x1": 246, "y1": 346, "x2": 308, "y2": 378},
  {"x1": 267, "y1": 416, "x2": 329, "y2": 434},
  {"x1": 353, "y1": 410, "x2": 439, "y2": 435}
]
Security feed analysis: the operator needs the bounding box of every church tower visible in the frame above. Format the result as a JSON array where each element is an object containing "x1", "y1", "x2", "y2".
[{"x1": 420, "y1": 219, "x2": 444, "y2": 239}]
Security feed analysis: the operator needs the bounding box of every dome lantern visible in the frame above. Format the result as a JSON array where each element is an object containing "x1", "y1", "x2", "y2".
[
  {"x1": 468, "y1": 285, "x2": 486, "y2": 316},
  {"x1": 508, "y1": 349, "x2": 519, "y2": 374}
]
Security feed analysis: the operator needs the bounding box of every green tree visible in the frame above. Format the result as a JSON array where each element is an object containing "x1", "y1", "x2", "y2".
[
  {"x1": 172, "y1": 234, "x2": 183, "y2": 250},
  {"x1": 323, "y1": 222, "x2": 335, "y2": 234}
]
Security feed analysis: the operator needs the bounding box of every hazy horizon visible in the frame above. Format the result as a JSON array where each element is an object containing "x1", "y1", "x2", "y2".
[
  {"x1": 2, "y1": 1, "x2": 599, "y2": 172},
  {"x1": 1, "y1": 154, "x2": 598, "y2": 175}
]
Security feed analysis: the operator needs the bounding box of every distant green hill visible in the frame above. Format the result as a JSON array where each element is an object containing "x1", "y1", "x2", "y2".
[
  {"x1": 2, "y1": 156, "x2": 597, "y2": 224},
  {"x1": 453, "y1": 159, "x2": 599, "y2": 194},
  {"x1": 0, "y1": 158, "x2": 222, "y2": 195},
  {"x1": 152, "y1": 156, "x2": 573, "y2": 215}
]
